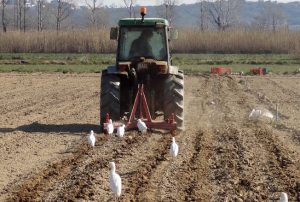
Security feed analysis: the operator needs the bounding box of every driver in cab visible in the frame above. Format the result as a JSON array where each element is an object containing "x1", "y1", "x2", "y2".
[{"x1": 129, "y1": 30, "x2": 154, "y2": 58}]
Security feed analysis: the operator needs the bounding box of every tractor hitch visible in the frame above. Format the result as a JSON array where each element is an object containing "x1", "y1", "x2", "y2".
[{"x1": 103, "y1": 84, "x2": 177, "y2": 133}]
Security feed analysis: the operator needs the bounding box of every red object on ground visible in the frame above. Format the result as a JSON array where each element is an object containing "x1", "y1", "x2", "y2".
[
  {"x1": 251, "y1": 67, "x2": 264, "y2": 75},
  {"x1": 211, "y1": 67, "x2": 232, "y2": 75},
  {"x1": 104, "y1": 84, "x2": 177, "y2": 133}
]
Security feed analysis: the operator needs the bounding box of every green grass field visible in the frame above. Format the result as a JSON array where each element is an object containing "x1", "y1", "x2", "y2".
[{"x1": 0, "y1": 53, "x2": 299, "y2": 74}]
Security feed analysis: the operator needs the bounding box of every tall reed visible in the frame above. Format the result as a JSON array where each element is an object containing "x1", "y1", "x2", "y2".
[
  {"x1": 173, "y1": 28, "x2": 300, "y2": 54},
  {"x1": 0, "y1": 29, "x2": 115, "y2": 53},
  {"x1": 0, "y1": 28, "x2": 299, "y2": 54}
]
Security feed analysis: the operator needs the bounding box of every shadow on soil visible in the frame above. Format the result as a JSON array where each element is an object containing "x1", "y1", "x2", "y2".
[{"x1": 0, "y1": 122, "x2": 101, "y2": 134}]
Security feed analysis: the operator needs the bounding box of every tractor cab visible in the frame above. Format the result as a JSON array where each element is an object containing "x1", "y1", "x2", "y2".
[
  {"x1": 109, "y1": 7, "x2": 178, "y2": 77},
  {"x1": 118, "y1": 25, "x2": 167, "y2": 61}
]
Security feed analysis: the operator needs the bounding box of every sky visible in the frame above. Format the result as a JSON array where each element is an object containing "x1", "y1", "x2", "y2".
[{"x1": 100, "y1": 0, "x2": 299, "y2": 7}]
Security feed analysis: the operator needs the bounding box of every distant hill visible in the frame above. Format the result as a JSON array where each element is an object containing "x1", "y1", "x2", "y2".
[{"x1": 105, "y1": 1, "x2": 300, "y2": 29}]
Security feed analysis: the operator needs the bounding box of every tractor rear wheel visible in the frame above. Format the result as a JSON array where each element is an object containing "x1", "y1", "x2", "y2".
[
  {"x1": 163, "y1": 71, "x2": 184, "y2": 131},
  {"x1": 100, "y1": 70, "x2": 121, "y2": 128}
]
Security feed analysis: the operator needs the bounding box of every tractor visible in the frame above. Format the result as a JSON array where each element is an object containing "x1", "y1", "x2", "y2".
[{"x1": 100, "y1": 7, "x2": 184, "y2": 132}]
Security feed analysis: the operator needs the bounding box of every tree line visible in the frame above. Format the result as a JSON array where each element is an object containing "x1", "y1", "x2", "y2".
[
  {"x1": 0, "y1": 0, "x2": 109, "y2": 32},
  {"x1": 195, "y1": 0, "x2": 287, "y2": 32},
  {"x1": 0, "y1": 0, "x2": 290, "y2": 33}
]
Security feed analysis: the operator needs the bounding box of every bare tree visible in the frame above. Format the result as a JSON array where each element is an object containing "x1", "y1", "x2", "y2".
[
  {"x1": 37, "y1": 0, "x2": 47, "y2": 31},
  {"x1": 1, "y1": 0, "x2": 8, "y2": 32},
  {"x1": 17, "y1": 0, "x2": 22, "y2": 30},
  {"x1": 12, "y1": 0, "x2": 17, "y2": 29},
  {"x1": 163, "y1": 0, "x2": 177, "y2": 25},
  {"x1": 197, "y1": 0, "x2": 210, "y2": 31},
  {"x1": 207, "y1": 0, "x2": 242, "y2": 31},
  {"x1": 156, "y1": 0, "x2": 177, "y2": 25},
  {"x1": 23, "y1": 0, "x2": 26, "y2": 32},
  {"x1": 13, "y1": 0, "x2": 29, "y2": 32},
  {"x1": 123, "y1": 0, "x2": 135, "y2": 18},
  {"x1": 85, "y1": 0, "x2": 104, "y2": 27},
  {"x1": 38, "y1": 2, "x2": 52, "y2": 31},
  {"x1": 252, "y1": 1, "x2": 286, "y2": 32},
  {"x1": 54, "y1": 0, "x2": 73, "y2": 31},
  {"x1": 13, "y1": 0, "x2": 27, "y2": 32}
]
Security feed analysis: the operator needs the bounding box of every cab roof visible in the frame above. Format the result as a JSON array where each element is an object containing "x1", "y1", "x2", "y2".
[{"x1": 118, "y1": 18, "x2": 169, "y2": 26}]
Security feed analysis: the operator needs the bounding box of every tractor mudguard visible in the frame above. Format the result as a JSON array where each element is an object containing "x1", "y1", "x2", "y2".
[
  {"x1": 168, "y1": 65, "x2": 179, "y2": 75},
  {"x1": 106, "y1": 65, "x2": 179, "y2": 76},
  {"x1": 106, "y1": 65, "x2": 118, "y2": 74}
]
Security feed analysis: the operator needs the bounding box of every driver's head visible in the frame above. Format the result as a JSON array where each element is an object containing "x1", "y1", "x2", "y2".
[{"x1": 141, "y1": 30, "x2": 153, "y2": 40}]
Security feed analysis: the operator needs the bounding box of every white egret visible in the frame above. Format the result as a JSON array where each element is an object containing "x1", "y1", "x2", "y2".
[
  {"x1": 117, "y1": 124, "x2": 125, "y2": 138},
  {"x1": 87, "y1": 130, "x2": 96, "y2": 147},
  {"x1": 107, "y1": 119, "x2": 114, "y2": 135},
  {"x1": 137, "y1": 119, "x2": 147, "y2": 133},
  {"x1": 109, "y1": 162, "x2": 122, "y2": 201},
  {"x1": 279, "y1": 192, "x2": 288, "y2": 202},
  {"x1": 170, "y1": 137, "x2": 179, "y2": 158}
]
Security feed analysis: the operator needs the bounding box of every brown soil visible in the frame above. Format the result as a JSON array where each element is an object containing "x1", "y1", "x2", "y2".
[{"x1": 0, "y1": 73, "x2": 299, "y2": 201}]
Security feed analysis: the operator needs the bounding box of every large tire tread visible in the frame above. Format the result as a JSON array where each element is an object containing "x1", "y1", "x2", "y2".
[
  {"x1": 163, "y1": 72, "x2": 184, "y2": 131},
  {"x1": 100, "y1": 70, "x2": 121, "y2": 126}
]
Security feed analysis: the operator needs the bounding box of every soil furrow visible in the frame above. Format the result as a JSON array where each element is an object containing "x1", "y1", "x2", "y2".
[
  {"x1": 182, "y1": 131, "x2": 204, "y2": 201},
  {"x1": 5, "y1": 138, "x2": 91, "y2": 201},
  {"x1": 1, "y1": 73, "x2": 299, "y2": 201},
  {"x1": 6, "y1": 134, "x2": 144, "y2": 201},
  {"x1": 122, "y1": 134, "x2": 171, "y2": 201},
  {"x1": 146, "y1": 76, "x2": 214, "y2": 201},
  {"x1": 252, "y1": 126, "x2": 300, "y2": 201},
  {"x1": 266, "y1": 77, "x2": 300, "y2": 99},
  {"x1": 51, "y1": 133, "x2": 146, "y2": 201}
]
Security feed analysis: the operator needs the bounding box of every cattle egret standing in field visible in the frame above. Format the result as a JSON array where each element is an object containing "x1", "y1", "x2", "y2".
[
  {"x1": 107, "y1": 119, "x2": 114, "y2": 135},
  {"x1": 109, "y1": 162, "x2": 122, "y2": 201},
  {"x1": 117, "y1": 124, "x2": 125, "y2": 138},
  {"x1": 279, "y1": 192, "x2": 288, "y2": 202},
  {"x1": 87, "y1": 130, "x2": 96, "y2": 147},
  {"x1": 170, "y1": 137, "x2": 179, "y2": 158},
  {"x1": 137, "y1": 119, "x2": 147, "y2": 133}
]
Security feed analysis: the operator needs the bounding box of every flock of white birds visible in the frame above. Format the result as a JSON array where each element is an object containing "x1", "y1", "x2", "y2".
[
  {"x1": 86, "y1": 118, "x2": 179, "y2": 200},
  {"x1": 86, "y1": 119, "x2": 288, "y2": 201}
]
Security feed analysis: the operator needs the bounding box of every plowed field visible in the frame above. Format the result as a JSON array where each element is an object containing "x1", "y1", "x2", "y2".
[{"x1": 0, "y1": 73, "x2": 299, "y2": 201}]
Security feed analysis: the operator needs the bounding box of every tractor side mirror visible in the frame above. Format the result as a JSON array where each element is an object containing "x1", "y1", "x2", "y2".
[
  {"x1": 169, "y1": 28, "x2": 178, "y2": 40},
  {"x1": 110, "y1": 27, "x2": 119, "y2": 40}
]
